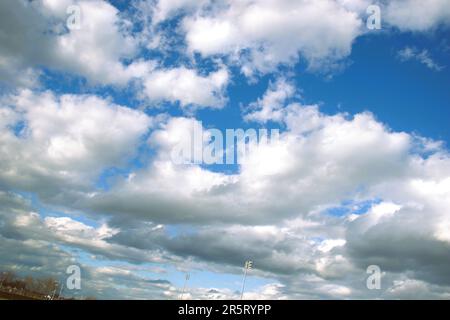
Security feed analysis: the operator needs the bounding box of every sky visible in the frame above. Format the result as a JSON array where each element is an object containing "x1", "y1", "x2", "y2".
[{"x1": 0, "y1": 0, "x2": 450, "y2": 300}]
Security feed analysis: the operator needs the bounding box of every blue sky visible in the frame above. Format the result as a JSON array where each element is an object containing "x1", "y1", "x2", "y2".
[{"x1": 1, "y1": 0, "x2": 450, "y2": 300}]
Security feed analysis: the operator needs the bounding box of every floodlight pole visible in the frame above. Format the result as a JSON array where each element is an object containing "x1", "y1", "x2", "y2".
[
  {"x1": 240, "y1": 260, "x2": 252, "y2": 300},
  {"x1": 51, "y1": 281, "x2": 59, "y2": 300},
  {"x1": 180, "y1": 273, "x2": 190, "y2": 300},
  {"x1": 58, "y1": 281, "x2": 64, "y2": 300}
]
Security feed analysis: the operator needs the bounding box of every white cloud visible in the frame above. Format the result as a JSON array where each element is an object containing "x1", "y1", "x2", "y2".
[
  {"x1": 385, "y1": 278, "x2": 450, "y2": 299},
  {"x1": 0, "y1": 0, "x2": 139, "y2": 86},
  {"x1": 150, "y1": 0, "x2": 209, "y2": 24},
  {"x1": 398, "y1": 47, "x2": 445, "y2": 71},
  {"x1": 0, "y1": 90, "x2": 151, "y2": 200},
  {"x1": 0, "y1": 1, "x2": 231, "y2": 110},
  {"x1": 318, "y1": 239, "x2": 347, "y2": 253},
  {"x1": 244, "y1": 78, "x2": 296, "y2": 123},
  {"x1": 181, "y1": 0, "x2": 364, "y2": 75},
  {"x1": 385, "y1": 0, "x2": 450, "y2": 32},
  {"x1": 141, "y1": 66, "x2": 229, "y2": 109},
  {"x1": 85, "y1": 104, "x2": 416, "y2": 226}
]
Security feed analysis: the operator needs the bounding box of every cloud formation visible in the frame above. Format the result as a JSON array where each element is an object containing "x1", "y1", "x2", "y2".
[
  {"x1": 398, "y1": 47, "x2": 445, "y2": 71},
  {"x1": 1, "y1": 0, "x2": 450, "y2": 300}
]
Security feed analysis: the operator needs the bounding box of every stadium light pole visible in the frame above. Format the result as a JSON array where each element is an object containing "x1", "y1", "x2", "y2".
[
  {"x1": 240, "y1": 260, "x2": 252, "y2": 300},
  {"x1": 58, "y1": 281, "x2": 64, "y2": 300},
  {"x1": 180, "y1": 273, "x2": 190, "y2": 300},
  {"x1": 51, "y1": 280, "x2": 59, "y2": 300}
]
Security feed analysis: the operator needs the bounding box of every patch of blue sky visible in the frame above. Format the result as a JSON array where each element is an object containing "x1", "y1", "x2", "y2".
[
  {"x1": 10, "y1": 120, "x2": 26, "y2": 138},
  {"x1": 325, "y1": 198, "x2": 382, "y2": 217},
  {"x1": 294, "y1": 28, "x2": 450, "y2": 145},
  {"x1": 39, "y1": 67, "x2": 144, "y2": 110},
  {"x1": 164, "y1": 224, "x2": 198, "y2": 238},
  {"x1": 309, "y1": 236, "x2": 326, "y2": 244},
  {"x1": 190, "y1": 269, "x2": 275, "y2": 293},
  {"x1": 95, "y1": 167, "x2": 133, "y2": 191},
  {"x1": 39, "y1": 67, "x2": 89, "y2": 95},
  {"x1": 162, "y1": 264, "x2": 276, "y2": 292},
  {"x1": 197, "y1": 73, "x2": 285, "y2": 175}
]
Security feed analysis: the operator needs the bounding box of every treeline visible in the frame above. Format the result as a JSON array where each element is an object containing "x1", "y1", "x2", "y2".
[{"x1": 0, "y1": 270, "x2": 64, "y2": 300}]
